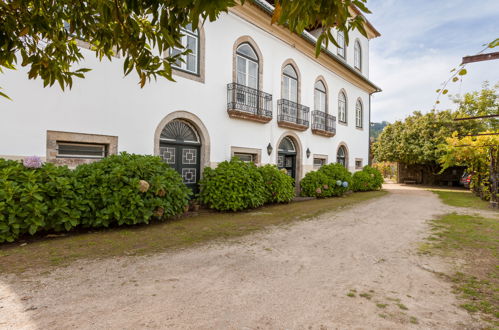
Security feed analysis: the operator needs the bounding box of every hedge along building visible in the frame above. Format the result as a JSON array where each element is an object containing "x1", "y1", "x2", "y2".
[{"x1": 0, "y1": 0, "x2": 381, "y2": 190}]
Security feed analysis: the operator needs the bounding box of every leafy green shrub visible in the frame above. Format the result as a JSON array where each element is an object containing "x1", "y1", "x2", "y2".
[
  {"x1": 0, "y1": 153, "x2": 190, "y2": 243},
  {"x1": 300, "y1": 163, "x2": 353, "y2": 198},
  {"x1": 0, "y1": 161, "x2": 82, "y2": 242},
  {"x1": 199, "y1": 158, "x2": 266, "y2": 211},
  {"x1": 300, "y1": 170, "x2": 333, "y2": 198},
  {"x1": 258, "y1": 165, "x2": 295, "y2": 203},
  {"x1": 75, "y1": 153, "x2": 190, "y2": 227},
  {"x1": 352, "y1": 165, "x2": 384, "y2": 192}
]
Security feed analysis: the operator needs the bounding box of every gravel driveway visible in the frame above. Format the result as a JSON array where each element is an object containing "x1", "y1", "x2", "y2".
[{"x1": 0, "y1": 184, "x2": 487, "y2": 329}]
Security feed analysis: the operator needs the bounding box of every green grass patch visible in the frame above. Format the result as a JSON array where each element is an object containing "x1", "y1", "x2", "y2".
[
  {"x1": 424, "y1": 213, "x2": 499, "y2": 326},
  {"x1": 0, "y1": 190, "x2": 387, "y2": 274},
  {"x1": 431, "y1": 190, "x2": 492, "y2": 210},
  {"x1": 359, "y1": 293, "x2": 372, "y2": 300},
  {"x1": 396, "y1": 303, "x2": 408, "y2": 310},
  {"x1": 376, "y1": 303, "x2": 388, "y2": 309}
]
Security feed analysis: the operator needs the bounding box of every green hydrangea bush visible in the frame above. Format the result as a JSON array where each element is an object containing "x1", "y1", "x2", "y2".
[
  {"x1": 300, "y1": 163, "x2": 352, "y2": 198},
  {"x1": 300, "y1": 170, "x2": 333, "y2": 198},
  {"x1": 75, "y1": 153, "x2": 190, "y2": 227},
  {"x1": 199, "y1": 158, "x2": 266, "y2": 211},
  {"x1": 0, "y1": 160, "x2": 82, "y2": 243},
  {"x1": 258, "y1": 164, "x2": 295, "y2": 203},
  {"x1": 0, "y1": 153, "x2": 190, "y2": 243},
  {"x1": 352, "y1": 165, "x2": 384, "y2": 192}
]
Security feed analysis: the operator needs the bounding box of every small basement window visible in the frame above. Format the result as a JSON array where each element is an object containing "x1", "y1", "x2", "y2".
[
  {"x1": 234, "y1": 152, "x2": 256, "y2": 163},
  {"x1": 57, "y1": 142, "x2": 107, "y2": 159},
  {"x1": 355, "y1": 159, "x2": 363, "y2": 169},
  {"x1": 313, "y1": 157, "x2": 326, "y2": 169}
]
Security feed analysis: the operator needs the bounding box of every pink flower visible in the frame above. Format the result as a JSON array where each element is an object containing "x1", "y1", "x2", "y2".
[
  {"x1": 315, "y1": 187, "x2": 322, "y2": 194},
  {"x1": 23, "y1": 156, "x2": 43, "y2": 169}
]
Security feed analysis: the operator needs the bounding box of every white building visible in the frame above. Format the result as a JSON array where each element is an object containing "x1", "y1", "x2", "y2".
[{"x1": 0, "y1": 1, "x2": 381, "y2": 191}]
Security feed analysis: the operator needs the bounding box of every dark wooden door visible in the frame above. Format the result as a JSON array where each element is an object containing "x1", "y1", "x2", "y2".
[
  {"x1": 278, "y1": 152, "x2": 296, "y2": 180},
  {"x1": 160, "y1": 142, "x2": 200, "y2": 194}
]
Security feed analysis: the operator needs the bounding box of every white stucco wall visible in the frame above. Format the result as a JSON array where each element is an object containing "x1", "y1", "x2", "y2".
[{"x1": 0, "y1": 11, "x2": 374, "y2": 175}]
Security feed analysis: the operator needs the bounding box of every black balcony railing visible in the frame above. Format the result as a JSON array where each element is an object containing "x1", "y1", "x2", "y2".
[
  {"x1": 227, "y1": 83, "x2": 272, "y2": 119},
  {"x1": 277, "y1": 99, "x2": 310, "y2": 127},
  {"x1": 312, "y1": 110, "x2": 336, "y2": 135}
]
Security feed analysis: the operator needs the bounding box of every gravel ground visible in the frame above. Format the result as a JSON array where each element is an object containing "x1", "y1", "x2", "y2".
[{"x1": 0, "y1": 184, "x2": 493, "y2": 329}]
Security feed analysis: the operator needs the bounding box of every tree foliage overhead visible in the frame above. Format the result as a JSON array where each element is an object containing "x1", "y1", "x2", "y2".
[
  {"x1": 373, "y1": 83, "x2": 498, "y2": 167},
  {"x1": 0, "y1": 0, "x2": 370, "y2": 98}
]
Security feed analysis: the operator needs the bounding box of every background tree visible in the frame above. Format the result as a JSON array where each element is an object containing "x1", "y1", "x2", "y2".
[
  {"x1": 374, "y1": 83, "x2": 497, "y2": 184},
  {"x1": 372, "y1": 110, "x2": 479, "y2": 172},
  {"x1": 0, "y1": 0, "x2": 370, "y2": 99},
  {"x1": 451, "y1": 82, "x2": 499, "y2": 130},
  {"x1": 440, "y1": 133, "x2": 499, "y2": 207}
]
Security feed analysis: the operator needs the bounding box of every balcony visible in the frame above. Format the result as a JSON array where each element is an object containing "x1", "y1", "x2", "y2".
[
  {"x1": 227, "y1": 83, "x2": 272, "y2": 123},
  {"x1": 311, "y1": 111, "x2": 336, "y2": 137},
  {"x1": 277, "y1": 99, "x2": 310, "y2": 131}
]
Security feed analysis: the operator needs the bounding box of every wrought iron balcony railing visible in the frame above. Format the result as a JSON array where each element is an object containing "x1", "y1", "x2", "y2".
[
  {"x1": 277, "y1": 99, "x2": 310, "y2": 130},
  {"x1": 227, "y1": 83, "x2": 272, "y2": 123},
  {"x1": 311, "y1": 110, "x2": 336, "y2": 137}
]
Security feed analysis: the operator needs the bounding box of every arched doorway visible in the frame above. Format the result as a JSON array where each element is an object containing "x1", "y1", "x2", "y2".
[
  {"x1": 278, "y1": 136, "x2": 297, "y2": 179},
  {"x1": 159, "y1": 119, "x2": 201, "y2": 192},
  {"x1": 337, "y1": 145, "x2": 348, "y2": 168}
]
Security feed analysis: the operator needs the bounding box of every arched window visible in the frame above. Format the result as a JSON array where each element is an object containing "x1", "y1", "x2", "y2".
[
  {"x1": 338, "y1": 91, "x2": 347, "y2": 123},
  {"x1": 354, "y1": 40, "x2": 362, "y2": 70},
  {"x1": 236, "y1": 43, "x2": 259, "y2": 89},
  {"x1": 171, "y1": 24, "x2": 199, "y2": 74},
  {"x1": 160, "y1": 120, "x2": 200, "y2": 144},
  {"x1": 314, "y1": 80, "x2": 327, "y2": 113},
  {"x1": 337, "y1": 30, "x2": 345, "y2": 58},
  {"x1": 282, "y1": 64, "x2": 298, "y2": 103},
  {"x1": 337, "y1": 145, "x2": 347, "y2": 168},
  {"x1": 355, "y1": 99, "x2": 363, "y2": 128}
]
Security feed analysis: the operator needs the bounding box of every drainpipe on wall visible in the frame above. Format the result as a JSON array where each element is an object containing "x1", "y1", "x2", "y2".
[{"x1": 368, "y1": 94, "x2": 372, "y2": 166}]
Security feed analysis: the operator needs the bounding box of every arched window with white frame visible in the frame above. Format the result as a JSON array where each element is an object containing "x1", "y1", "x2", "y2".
[
  {"x1": 236, "y1": 43, "x2": 259, "y2": 89},
  {"x1": 337, "y1": 30, "x2": 346, "y2": 59},
  {"x1": 171, "y1": 24, "x2": 199, "y2": 74},
  {"x1": 282, "y1": 64, "x2": 298, "y2": 103},
  {"x1": 314, "y1": 80, "x2": 327, "y2": 113},
  {"x1": 355, "y1": 99, "x2": 363, "y2": 128},
  {"x1": 354, "y1": 40, "x2": 362, "y2": 71},
  {"x1": 338, "y1": 91, "x2": 347, "y2": 123}
]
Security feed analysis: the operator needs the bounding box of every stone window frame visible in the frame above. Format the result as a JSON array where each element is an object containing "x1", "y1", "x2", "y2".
[
  {"x1": 314, "y1": 76, "x2": 329, "y2": 113},
  {"x1": 338, "y1": 89, "x2": 348, "y2": 125},
  {"x1": 232, "y1": 36, "x2": 264, "y2": 92},
  {"x1": 231, "y1": 146, "x2": 262, "y2": 165},
  {"x1": 46, "y1": 130, "x2": 118, "y2": 167},
  {"x1": 313, "y1": 154, "x2": 328, "y2": 169},
  {"x1": 354, "y1": 39, "x2": 362, "y2": 72},
  {"x1": 280, "y1": 58, "x2": 302, "y2": 104},
  {"x1": 355, "y1": 97, "x2": 364, "y2": 129},
  {"x1": 169, "y1": 24, "x2": 206, "y2": 83},
  {"x1": 337, "y1": 30, "x2": 346, "y2": 59},
  {"x1": 355, "y1": 158, "x2": 364, "y2": 170},
  {"x1": 336, "y1": 142, "x2": 349, "y2": 169}
]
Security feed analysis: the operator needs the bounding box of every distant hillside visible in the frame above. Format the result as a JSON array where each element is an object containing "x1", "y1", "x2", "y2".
[{"x1": 370, "y1": 121, "x2": 390, "y2": 139}]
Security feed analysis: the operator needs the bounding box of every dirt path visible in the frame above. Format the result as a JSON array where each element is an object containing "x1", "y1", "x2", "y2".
[{"x1": 0, "y1": 184, "x2": 489, "y2": 329}]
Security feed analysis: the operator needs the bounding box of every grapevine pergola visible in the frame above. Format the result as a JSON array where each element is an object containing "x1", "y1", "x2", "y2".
[{"x1": 452, "y1": 51, "x2": 499, "y2": 208}]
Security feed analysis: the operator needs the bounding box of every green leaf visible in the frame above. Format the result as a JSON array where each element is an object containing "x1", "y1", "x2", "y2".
[{"x1": 458, "y1": 69, "x2": 467, "y2": 76}]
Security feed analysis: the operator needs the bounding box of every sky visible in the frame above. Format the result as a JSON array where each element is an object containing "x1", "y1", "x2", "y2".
[{"x1": 366, "y1": 0, "x2": 499, "y2": 123}]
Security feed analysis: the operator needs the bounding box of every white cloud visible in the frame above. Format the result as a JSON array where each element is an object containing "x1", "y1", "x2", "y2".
[{"x1": 366, "y1": 0, "x2": 499, "y2": 122}]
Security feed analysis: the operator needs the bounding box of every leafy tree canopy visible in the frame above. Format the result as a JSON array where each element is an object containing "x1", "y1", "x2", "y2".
[
  {"x1": 373, "y1": 83, "x2": 498, "y2": 166},
  {"x1": 0, "y1": 0, "x2": 370, "y2": 98}
]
